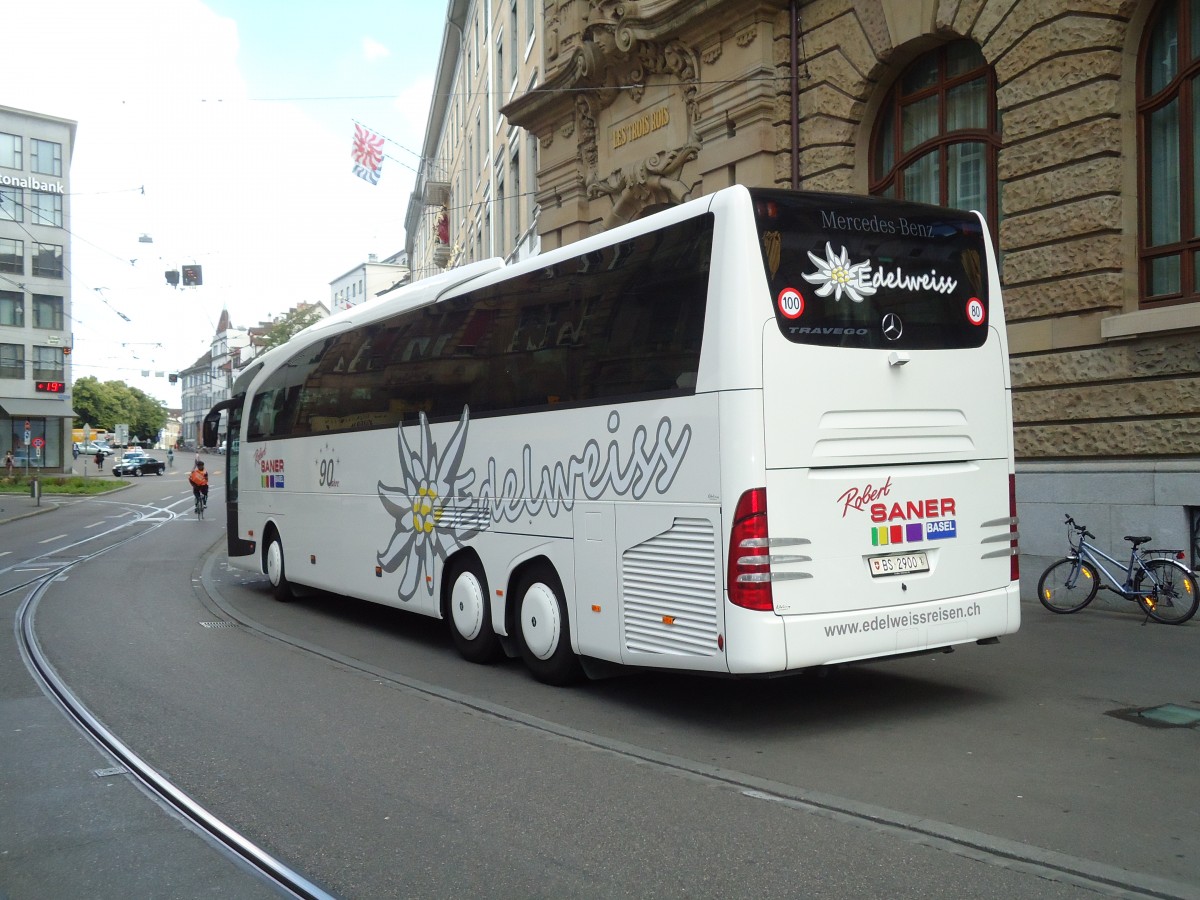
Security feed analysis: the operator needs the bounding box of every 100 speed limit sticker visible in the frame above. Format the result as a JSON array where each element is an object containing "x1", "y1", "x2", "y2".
[{"x1": 778, "y1": 287, "x2": 804, "y2": 319}]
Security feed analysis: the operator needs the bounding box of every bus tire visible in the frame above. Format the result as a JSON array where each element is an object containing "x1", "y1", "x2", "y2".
[
  {"x1": 516, "y1": 564, "x2": 582, "y2": 686},
  {"x1": 446, "y1": 556, "x2": 501, "y2": 663},
  {"x1": 265, "y1": 533, "x2": 294, "y2": 602}
]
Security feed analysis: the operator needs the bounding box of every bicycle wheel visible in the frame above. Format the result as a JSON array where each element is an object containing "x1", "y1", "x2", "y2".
[
  {"x1": 1037, "y1": 557, "x2": 1099, "y2": 613},
  {"x1": 1134, "y1": 559, "x2": 1199, "y2": 624}
]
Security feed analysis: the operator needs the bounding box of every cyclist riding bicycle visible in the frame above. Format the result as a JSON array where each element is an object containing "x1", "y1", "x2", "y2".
[{"x1": 189, "y1": 459, "x2": 209, "y2": 508}]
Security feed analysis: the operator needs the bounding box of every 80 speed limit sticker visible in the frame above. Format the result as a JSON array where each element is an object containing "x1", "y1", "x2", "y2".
[
  {"x1": 778, "y1": 287, "x2": 805, "y2": 319},
  {"x1": 966, "y1": 297, "x2": 985, "y2": 326}
]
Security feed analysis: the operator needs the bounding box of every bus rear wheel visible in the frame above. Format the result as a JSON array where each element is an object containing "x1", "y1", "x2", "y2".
[
  {"x1": 265, "y1": 533, "x2": 294, "y2": 602},
  {"x1": 446, "y1": 557, "x2": 501, "y2": 663},
  {"x1": 516, "y1": 564, "x2": 582, "y2": 686}
]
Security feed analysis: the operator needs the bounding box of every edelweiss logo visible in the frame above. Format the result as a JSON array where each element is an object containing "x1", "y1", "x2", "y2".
[{"x1": 802, "y1": 242, "x2": 877, "y2": 304}]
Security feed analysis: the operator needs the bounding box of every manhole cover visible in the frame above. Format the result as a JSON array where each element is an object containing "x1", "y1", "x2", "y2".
[{"x1": 1107, "y1": 703, "x2": 1200, "y2": 728}]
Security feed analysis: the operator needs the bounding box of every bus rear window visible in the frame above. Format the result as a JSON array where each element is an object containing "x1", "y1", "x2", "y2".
[{"x1": 751, "y1": 189, "x2": 990, "y2": 350}]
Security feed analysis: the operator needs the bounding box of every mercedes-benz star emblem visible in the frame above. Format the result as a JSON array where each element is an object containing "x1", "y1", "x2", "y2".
[{"x1": 882, "y1": 313, "x2": 903, "y2": 341}]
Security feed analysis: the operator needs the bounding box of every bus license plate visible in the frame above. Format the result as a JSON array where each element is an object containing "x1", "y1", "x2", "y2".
[{"x1": 869, "y1": 551, "x2": 929, "y2": 577}]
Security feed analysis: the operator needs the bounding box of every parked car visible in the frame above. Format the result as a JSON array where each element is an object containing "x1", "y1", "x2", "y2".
[
  {"x1": 111, "y1": 451, "x2": 165, "y2": 477},
  {"x1": 79, "y1": 441, "x2": 113, "y2": 457}
]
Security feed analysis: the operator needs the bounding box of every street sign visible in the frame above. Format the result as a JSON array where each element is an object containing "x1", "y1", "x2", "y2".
[{"x1": 32, "y1": 437, "x2": 44, "y2": 449}]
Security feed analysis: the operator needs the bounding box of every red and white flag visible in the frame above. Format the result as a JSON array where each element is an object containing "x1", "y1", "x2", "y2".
[{"x1": 351, "y1": 124, "x2": 384, "y2": 184}]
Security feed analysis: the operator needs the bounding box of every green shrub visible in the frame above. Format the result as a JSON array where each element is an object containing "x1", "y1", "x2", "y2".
[{"x1": 0, "y1": 474, "x2": 127, "y2": 495}]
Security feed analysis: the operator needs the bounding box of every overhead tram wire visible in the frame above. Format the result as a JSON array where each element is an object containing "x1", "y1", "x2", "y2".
[{"x1": 3, "y1": 192, "x2": 140, "y2": 322}]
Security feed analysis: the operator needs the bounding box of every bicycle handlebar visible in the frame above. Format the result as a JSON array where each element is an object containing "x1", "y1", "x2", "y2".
[{"x1": 1063, "y1": 514, "x2": 1095, "y2": 539}]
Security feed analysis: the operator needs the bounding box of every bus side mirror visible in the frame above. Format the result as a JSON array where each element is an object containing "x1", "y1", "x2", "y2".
[{"x1": 202, "y1": 410, "x2": 223, "y2": 448}]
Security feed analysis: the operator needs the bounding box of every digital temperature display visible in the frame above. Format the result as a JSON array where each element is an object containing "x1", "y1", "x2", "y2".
[{"x1": 35, "y1": 381, "x2": 66, "y2": 393}]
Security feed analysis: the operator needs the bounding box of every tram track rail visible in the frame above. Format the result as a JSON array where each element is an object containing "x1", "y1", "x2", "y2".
[{"x1": 10, "y1": 496, "x2": 335, "y2": 900}]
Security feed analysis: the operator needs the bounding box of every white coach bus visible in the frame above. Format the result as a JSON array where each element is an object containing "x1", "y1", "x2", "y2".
[{"x1": 205, "y1": 185, "x2": 1019, "y2": 685}]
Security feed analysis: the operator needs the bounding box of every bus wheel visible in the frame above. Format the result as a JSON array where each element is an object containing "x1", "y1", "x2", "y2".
[
  {"x1": 516, "y1": 564, "x2": 582, "y2": 685},
  {"x1": 447, "y1": 557, "x2": 501, "y2": 664},
  {"x1": 265, "y1": 534, "x2": 294, "y2": 602}
]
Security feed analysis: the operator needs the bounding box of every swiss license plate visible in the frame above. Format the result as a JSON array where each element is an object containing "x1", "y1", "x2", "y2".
[{"x1": 868, "y1": 551, "x2": 929, "y2": 577}]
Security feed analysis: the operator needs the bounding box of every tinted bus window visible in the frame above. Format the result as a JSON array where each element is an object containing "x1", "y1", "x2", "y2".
[
  {"x1": 751, "y1": 189, "x2": 989, "y2": 350},
  {"x1": 246, "y1": 213, "x2": 713, "y2": 440}
]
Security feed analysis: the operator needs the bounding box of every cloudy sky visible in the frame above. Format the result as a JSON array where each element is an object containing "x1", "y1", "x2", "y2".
[{"x1": 7, "y1": 0, "x2": 447, "y2": 406}]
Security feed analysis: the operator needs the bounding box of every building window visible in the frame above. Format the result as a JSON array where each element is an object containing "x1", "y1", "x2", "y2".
[
  {"x1": 33, "y1": 346, "x2": 64, "y2": 380},
  {"x1": 511, "y1": 148, "x2": 521, "y2": 241},
  {"x1": 30, "y1": 191, "x2": 63, "y2": 227},
  {"x1": 511, "y1": 0, "x2": 519, "y2": 80},
  {"x1": 1139, "y1": 0, "x2": 1200, "y2": 306},
  {"x1": 0, "y1": 343, "x2": 24, "y2": 379},
  {"x1": 0, "y1": 291, "x2": 23, "y2": 327},
  {"x1": 32, "y1": 294, "x2": 64, "y2": 330},
  {"x1": 870, "y1": 40, "x2": 999, "y2": 233},
  {"x1": 32, "y1": 243, "x2": 62, "y2": 278},
  {"x1": 528, "y1": 133, "x2": 539, "y2": 219},
  {"x1": 1, "y1": 187, "x2": 23, "y2": 222},
  {"x1": 497, "y1": 169, "x2": 506, "y2": 249},
  {"x1": 0, "y1": 238, "x2": 22, "y2": 274},
  {"x1": 497, "y1": 40, "x2": 504, "y2": 97},
  {"x1": 0, "y1": 133, "x2": 20, "y2": 169},
  {"x1": 30, "y1": 139, "x2": 63, "y2": 177}
]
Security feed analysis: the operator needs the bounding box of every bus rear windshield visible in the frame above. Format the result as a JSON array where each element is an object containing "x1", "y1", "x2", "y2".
[{"x1": 751, "y1": 189, "x2": 990, "y2": 350}]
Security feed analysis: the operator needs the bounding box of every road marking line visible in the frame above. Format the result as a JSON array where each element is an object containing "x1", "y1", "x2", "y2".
[{"x1": 38, "y1": 534, "x2": 68, "y2": 543}]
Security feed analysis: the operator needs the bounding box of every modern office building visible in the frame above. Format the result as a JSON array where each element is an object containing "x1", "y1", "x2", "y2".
[{"x1": 0, "y1": 105, "x2": 76, "y2": 472}]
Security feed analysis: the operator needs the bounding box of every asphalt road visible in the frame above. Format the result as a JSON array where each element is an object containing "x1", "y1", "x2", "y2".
[{"x1": 3, "y1": 473, "x2": 1198, "y2": 899}]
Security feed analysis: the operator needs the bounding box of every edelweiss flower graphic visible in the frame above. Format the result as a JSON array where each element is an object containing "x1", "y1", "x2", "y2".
[
  {"x1": 377, "y1": 407, "x2": 482, "y2": 602},
  {"x1": 801, "y1": 242, "x2": 877, "y2": 303}
]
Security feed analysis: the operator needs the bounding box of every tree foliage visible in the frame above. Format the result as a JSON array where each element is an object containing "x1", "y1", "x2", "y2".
[
  {"x1": 257, "y1": 303, "x2": 325, "y2": 352},
  {"x1": 72, "y1": 376, "x2": 168, "y2": 442}
]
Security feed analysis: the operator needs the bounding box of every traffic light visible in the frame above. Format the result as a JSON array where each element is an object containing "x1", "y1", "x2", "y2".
[
  {"x1": 165, "y1": 269, "x2": 180, "y2": 287},
  {"x1": 182, "y1": 264, "x2": 203, "y2": 286},
  {"x1": 169, "y1": 373, "x2": 178, "y2": 384}
]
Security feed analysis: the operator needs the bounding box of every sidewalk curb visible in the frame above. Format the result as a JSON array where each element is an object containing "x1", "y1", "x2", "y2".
[{"x1": 0, "y1": 482, "x2": 133, "y2": 526}]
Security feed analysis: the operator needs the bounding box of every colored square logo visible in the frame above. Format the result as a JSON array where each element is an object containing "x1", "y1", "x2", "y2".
[{"x1": 906, "y1": 523, "x2": 923, "y2": 542}]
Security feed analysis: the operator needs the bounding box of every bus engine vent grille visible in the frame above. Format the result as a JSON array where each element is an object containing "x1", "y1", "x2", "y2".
[{"x1": 622, "y1": 517, "x2": 719, "y2": 657}]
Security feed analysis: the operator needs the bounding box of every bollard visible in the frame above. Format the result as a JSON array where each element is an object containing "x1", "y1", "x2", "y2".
[{"x1": 30, "y1": 477, "x2": 40, "y2": 506}]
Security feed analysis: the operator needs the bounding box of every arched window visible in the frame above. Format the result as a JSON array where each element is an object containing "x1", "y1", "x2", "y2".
[
  {"x1": 870, "y1": 40, "x2": 999, "y2": 234},
  {"x1": 1139, "y1": 0, "x2": 1200, "y2": 307}
]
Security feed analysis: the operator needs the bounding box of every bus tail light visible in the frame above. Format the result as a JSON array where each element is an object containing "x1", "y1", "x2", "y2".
[
  {"x1": 1009, "y1": 474, "x2": 1019, "y2": 582},
  {"x1": 728, "y1": 488, "x2": 773, "y2": 611}
]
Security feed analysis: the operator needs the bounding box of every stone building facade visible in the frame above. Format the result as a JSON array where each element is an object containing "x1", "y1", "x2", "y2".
[{"x1": 494, "y1": 0, "x2": 1199, "y2": 565}]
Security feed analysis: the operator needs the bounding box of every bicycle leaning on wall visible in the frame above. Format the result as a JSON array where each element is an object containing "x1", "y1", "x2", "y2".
[{"x1": 1037, "y1": 514, "x2": 1198, "y2": 624}]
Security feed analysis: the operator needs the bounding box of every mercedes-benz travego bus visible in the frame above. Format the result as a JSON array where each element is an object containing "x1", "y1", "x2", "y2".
[{"x1": 205, "y1": 185, "x2": 1019, "y2": 685}]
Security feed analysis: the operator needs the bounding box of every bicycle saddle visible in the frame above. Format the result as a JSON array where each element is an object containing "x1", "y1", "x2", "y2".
[{"x1": 1124, "y1": 535, "x2": 1152, "y2": 546}]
